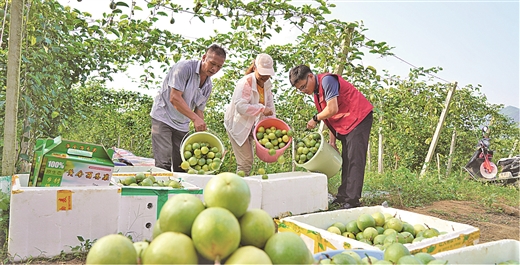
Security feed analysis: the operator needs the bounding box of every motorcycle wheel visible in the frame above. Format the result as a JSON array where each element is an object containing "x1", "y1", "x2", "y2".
[{"x1": 480, "y1": 162, "x2": 498, "y2": 179}]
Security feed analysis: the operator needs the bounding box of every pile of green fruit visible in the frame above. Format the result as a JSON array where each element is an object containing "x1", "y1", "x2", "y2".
[
  {"x1": 316, "y1": 244, "x2": 447, "y2": 264},
  {"x1": 326, "y1": 211, "x2": 446, "y2": 251},
  {"x1": 256, "y1": 125, "x2": 293, "y2": 156},
  {"x1": 86, "y1": 172, "x2": 315, "y2": 264},
  {"x1": 295, "y1": 132, "x2": 321, "y2": 164},
  {"x1": 181, "y1": 141, "x2": 223, "y2": 174},
  {"x1": 118, "y1": 172, "x2": 183, "y2": 189}
]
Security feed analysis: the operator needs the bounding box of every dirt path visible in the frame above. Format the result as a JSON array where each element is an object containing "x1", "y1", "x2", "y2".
[{"x1": 401, "y1": 200, "x2": 520, "y2": 243}]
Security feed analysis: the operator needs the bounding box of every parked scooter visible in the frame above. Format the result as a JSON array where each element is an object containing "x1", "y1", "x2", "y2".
[{"x1": 464, "y1": 126, "x2": 520, "y2": 182}]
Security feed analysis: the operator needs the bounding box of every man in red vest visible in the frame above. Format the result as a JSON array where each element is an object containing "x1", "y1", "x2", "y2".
[{"x1": 289, "y1": 65, "x2": 373, "y2": 209}]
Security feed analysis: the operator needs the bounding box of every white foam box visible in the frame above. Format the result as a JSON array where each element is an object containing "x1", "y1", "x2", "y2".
[
  {"x1": 179, "y1": 171, "x2": 328, "y2": 218},
  {"x1": 247, "y1": 172, "x2": 328, "y2": 218},
  {"x1": 112, "y1": 165, "x2": 174, "y2": 178},
  {"x1": 278, "y1": 206, "x2": 480, "y2": 255},
  {"x1": 8, "y1": 183, "x2": 121, "y2": 261},
  {"x1": 112, "y1": 176, "x2": 203, "y2": 242},
  {"x1": 432, "y1": 239, "x2": 520, "y2": 264}
]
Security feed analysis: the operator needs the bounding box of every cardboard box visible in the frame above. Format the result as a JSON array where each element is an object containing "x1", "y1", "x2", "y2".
[
  {"x1": 278, "y1": 206, "x2": 480, "y2": 254},
  {"x1": 432, "y1": 239, "x2": 519, "y2": 264},
  {"x1": 114, "y1": 176, "x2": 203, "y2": 242},
  {"x1": 8, "y1": 185, "x2": 121, "y2": 261},
  {"x1": 29, "y1": 136, "x2": 115, "y2": 187}
]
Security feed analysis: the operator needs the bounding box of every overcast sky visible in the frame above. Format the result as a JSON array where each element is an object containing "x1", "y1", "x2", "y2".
[{"x1": 59, "y1": 0, "x2": 520, "y2": 108}]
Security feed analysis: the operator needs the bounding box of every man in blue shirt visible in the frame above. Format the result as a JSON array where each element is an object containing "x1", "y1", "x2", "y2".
[{"x1": 150, "y1": 44, "x2": 227, "y2": 172}]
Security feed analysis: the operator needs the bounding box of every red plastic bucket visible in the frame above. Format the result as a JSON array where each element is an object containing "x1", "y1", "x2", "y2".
[{"x1": 253, "y1": 118, "x2": 292, "y2": 163}]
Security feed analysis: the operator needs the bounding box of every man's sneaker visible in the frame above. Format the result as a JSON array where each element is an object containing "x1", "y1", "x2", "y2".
[{"x1": 340, "y1": 202, "x2": 360, "y2": 209}]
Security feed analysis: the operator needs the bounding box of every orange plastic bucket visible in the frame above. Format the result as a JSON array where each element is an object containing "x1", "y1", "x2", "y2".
[{"x1": 253, "y1": 118, "x2": 292, "y2": 163}]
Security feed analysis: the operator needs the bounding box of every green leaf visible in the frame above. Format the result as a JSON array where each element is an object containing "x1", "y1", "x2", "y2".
[
  {"x1": 108, "y1": 28, "x2": 120, "y2": 37},
  {"x1": 115, "y1": 1, "x2": 129, "y2": 7},
  {"x1": 19, "y1": 153, "x2": 30, "y2": 162},
  {"x1": 51, "y1": 111, "x2": 60, "y2": 119},
  {"x1": 0, "y1": 201, "x2": 8, "y2": 211}
]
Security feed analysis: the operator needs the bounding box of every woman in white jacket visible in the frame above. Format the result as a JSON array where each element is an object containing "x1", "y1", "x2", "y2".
[{"x1": 224, "y1": 54, "x2": 276, "y2": 175}]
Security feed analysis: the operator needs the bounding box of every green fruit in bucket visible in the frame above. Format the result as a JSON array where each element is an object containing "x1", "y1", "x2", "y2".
[
  {"x1": 193, "y1": 149, "x2": 201, "y2": 157},
  {"x1": 192, "y1": 142, "x2": 200, "y2": 150},
  {"x1": 211, "y1": 162, "x2": 220, "y2": 170},
  {"x1": 184, "y1": 151, "x2": 193, "y2": 159},
  {"x1": 184, "y1": 144, "x2": 192, "y2": 151},
  {"x1": 264, "y1": 142, "x2": 273, "y2": 149},
  {"x1": 268, "y1": 149, "x2": 276, "y2": 156},
  {"x1": 188, "y1": 157, "x2": 198, "y2": 166},
  {"x1": 201, "y1": 146, "x2": 209, "y2": 154},
  {"x1": 181, "y1": 161, "x2": 190, "y2": 170}
]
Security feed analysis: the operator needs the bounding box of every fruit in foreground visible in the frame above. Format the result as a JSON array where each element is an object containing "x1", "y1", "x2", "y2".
[
  {"x1": 152, "y1": 220, "x2": 162, "y2": 240},
  {"x1": 331, "y1": 253, "x2": 358, "y2": 265},
  {"x1": 239, "y1": 209, "x2": 275, "y2": 249},
  {"x1": 86, "y1": 234, "x2": 137, "y2": 264},
  {"x1": 191, "y1": 207, "x2": 241, "y2": 261},
  {"x1": 413, "y1": 252, "x2": 436, "y2": 264},
  {"x1": 264, "y1": 232, "x2": 313, "y2": 264},
  {"x1": 142, "y1": 232, "x2": 198, "y2": 264},
  {"x1": 224, "y1": 246, "x2": 272, "y2": 264},
  {"x1": 158, "y1": 194, "x2": 205, "y2": 236},
  {"x1": 204, "y1": 172, "x2": 251, "y2": 218},
  {"x1": 133, "y1": 241, "x2": 149, "y2": 260},
  {"x1": 383, "y1": 242, "x2": 411, "y2": 263},
  {"x1": 397, "y1": 255, "x2": 423, "y2": 264}
]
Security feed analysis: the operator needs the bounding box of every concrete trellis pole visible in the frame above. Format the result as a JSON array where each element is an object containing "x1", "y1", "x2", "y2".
[{"x1": 419, "y1": 82, "x2": 457, "y2": 178}]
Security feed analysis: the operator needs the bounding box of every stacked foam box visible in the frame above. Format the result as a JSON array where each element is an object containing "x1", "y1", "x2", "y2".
[
  {"x1": 432, "y1": 239, "x2": 519, "y2": 264},
  {"x1": 8, "y1": 177, "x2": 121, "y2": 261},
  {"x1": 278, "y1": 206, "x2": 480, "y2": 254},
  {"x1": 111, "y1": 172, "x2": 203, "y2": 242}
]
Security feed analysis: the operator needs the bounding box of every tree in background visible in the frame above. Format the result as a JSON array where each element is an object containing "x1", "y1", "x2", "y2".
[{"x1": 0, "y1": 0, "x2": 517, "y2": 176}]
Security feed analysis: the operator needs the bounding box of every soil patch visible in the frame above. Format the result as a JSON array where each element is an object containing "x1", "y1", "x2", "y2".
[{"x1": 401, "y1": 200, "x2": 520, "y2": 243}]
